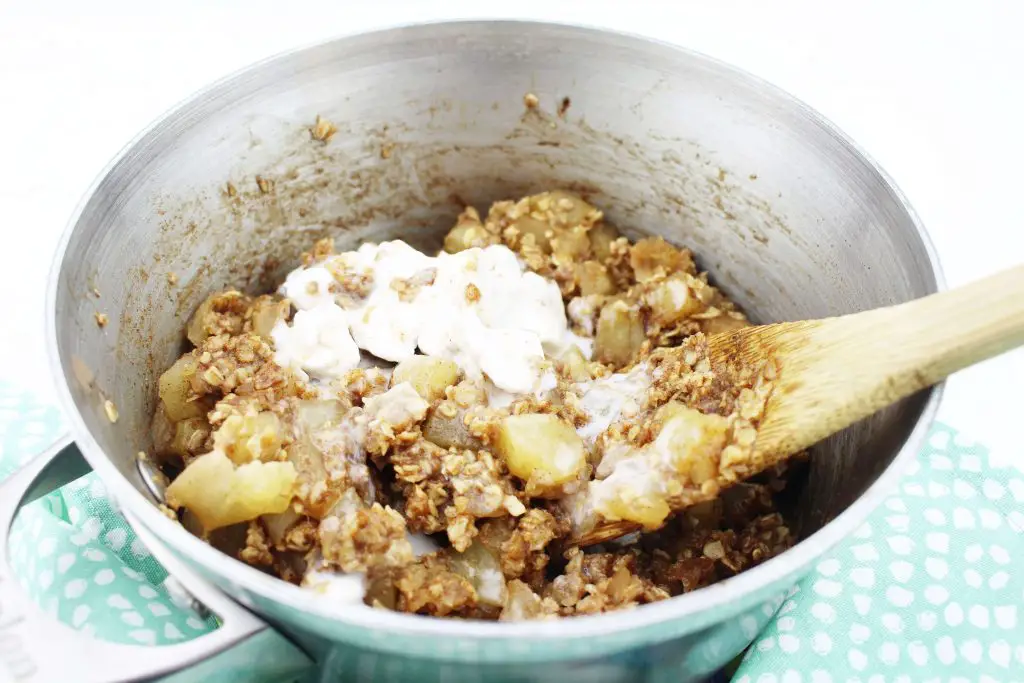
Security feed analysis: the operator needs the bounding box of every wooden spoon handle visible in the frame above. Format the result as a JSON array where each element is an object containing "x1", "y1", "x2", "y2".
[
  {"x1": 881, "y1": 264, "x2": 1024, "y2": 384},
  {"x1": 742, "y1": 264, "x2": 1024, "y2": 462}
]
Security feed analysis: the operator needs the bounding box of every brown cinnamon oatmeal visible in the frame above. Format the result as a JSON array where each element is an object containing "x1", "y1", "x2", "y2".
[
  {"x1": 153, "y1": 190, "x2": 800, "y2": 621},
  {"x1": 320, "y1": 503, "x2": 413, "y2": 572},
  {"x1": 390, "y1": 437, "x2": 525, "y2": 551},
  {"x1": 367, "y1": 554, "x2": 480, "y2": 617},
  {"x1": 239, "y1": 521, "x2": 274, "y2": 567}
]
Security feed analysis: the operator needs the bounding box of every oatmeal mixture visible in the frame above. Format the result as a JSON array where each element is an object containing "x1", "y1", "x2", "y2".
[{"x1": 154, "y1": 191, "x2": 798, "y2": 620}]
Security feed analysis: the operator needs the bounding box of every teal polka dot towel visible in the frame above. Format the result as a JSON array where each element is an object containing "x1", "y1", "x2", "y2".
[
  {"x1": 3, "y1": 380, "x2": 1022, "y2": 681},
  {"x1": 733, "y1": 424, "x2": 1024, "y2": 682},
  {"x1": 0, "y1": 382, "x2": 218, "y2": 647}
]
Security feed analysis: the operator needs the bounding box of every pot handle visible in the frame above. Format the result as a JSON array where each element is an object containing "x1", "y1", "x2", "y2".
[{"x1": 0, "y1": 437, "x2": 311, "y2": 683}]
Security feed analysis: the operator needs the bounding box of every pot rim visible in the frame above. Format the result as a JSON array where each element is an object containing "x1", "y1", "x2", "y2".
[{"x1": 46, "y1": 18, "x2": 946, "y2": 641}]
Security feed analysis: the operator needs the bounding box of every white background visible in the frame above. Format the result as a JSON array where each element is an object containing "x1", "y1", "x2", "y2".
[{"x1": 1, "y1": 1, "x2": 1021, "y2": 460}]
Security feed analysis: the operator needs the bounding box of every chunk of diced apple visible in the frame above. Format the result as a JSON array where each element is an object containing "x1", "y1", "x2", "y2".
[
  {"x1": 559, "y1": 345, "x2": 592, "y2": 382},
  {"x1": 166, "y1": 450, "x2": 296, "y2": 531},
  {"x1": 645, "y1": 274, "x2": 704, "y2": 325},
  {"x1": 588, "y1": 222, "x2": 620, "y2": 262},
  {"x1": 250, "y1": 296, "x2": 290, "y2": 339},
  {"x1": 494, "y1": 414, "x2": 586, "y2": 497},
  {"x1": 597, "y1": 485, "x2": 671, "y2": 530},
  {"x1": 171, "y1": 417, "x2": 211, "y2": 461},
  {"x1": 577, "y1": 261, "x2": 615, "y2": 296},
  {"x1": 423, "y1": 408, "x2": 480, "y2": 450},
  {"x1": 629, "y1": 237, "x2": 692, "y2": 282},
  {"x1": 158, "y1": 354, "x2": 205, "y2": 422},
  {"x1": 212, "y1": 410, "x2": 283, "y2": 464},
  {"x1": 551, "y1": 227, "x2": 591, "y2": 263},
  {"x1": 449, "y1": 541, "x2": 507, "y2": 607},
  {"x1": 654, "y1": 402, "x2": 729, "y2": 485},
  {"x1": 594, "y1": 300, "x2": 645, "y2": 367},
  {"x1": 391, "y1": 356, "x2": 459, "y2": 402},
  {"x1": 287, "y1": 399, "x2": 347, "y2": 517}
]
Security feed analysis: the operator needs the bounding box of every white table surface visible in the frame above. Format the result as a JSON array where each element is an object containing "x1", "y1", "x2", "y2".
[{"x1": 2, "y1": 0, "x2": 1021, "y2": 463}]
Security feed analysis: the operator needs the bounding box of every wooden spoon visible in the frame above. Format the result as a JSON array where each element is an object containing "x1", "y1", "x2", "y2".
[
  {"x1": 578, "y1": 265, "x2": 1024, "y2": 546},
  {"x1": 717, "y1": 264, "x2": 1024, "y2": 464}
]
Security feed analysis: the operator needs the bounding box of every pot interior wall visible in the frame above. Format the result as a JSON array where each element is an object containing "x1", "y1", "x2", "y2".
[{"x1": 53, "y1": 22, "x2": 937, "y2": 539}]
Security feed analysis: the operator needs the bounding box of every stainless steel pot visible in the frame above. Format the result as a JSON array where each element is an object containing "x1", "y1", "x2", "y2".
[{"x1": 2, "y1": 20, "x2": 942, "y2": 683}]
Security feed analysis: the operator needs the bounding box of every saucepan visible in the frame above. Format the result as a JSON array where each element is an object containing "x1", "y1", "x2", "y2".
[{"x1": 1, "y1": 20, "x2": 942, "y2": 683}]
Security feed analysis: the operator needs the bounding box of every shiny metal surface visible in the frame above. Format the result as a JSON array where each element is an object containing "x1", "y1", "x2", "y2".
[
  {"x1": 46, "y1": 20, "x2": 942, "y2": 681},
  {"x1": 0, "y1": 440, "x2": 277, "y2": 682}
]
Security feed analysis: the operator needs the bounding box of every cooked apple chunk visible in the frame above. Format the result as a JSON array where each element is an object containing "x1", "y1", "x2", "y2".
[
  {"x1": 391, "y1": 356, "x2": 459, "y2": 402},
  {"x1": 166, "y1": 450, "x2": 296, "y2": 531},
  {"x1": 495, "y1": 414, "x2": 587, "y2": 498},
  {"x1": 158, "y1": 354, "x2": 204, "y2": 421}
]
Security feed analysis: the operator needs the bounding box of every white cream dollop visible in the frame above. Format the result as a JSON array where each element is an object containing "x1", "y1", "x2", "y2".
[
  {"x1": 270, "y1": 304, "x2": 360, "y2": 381},
  {"x1": 363, "y1": 382, "x2": 429, "y2": 427},
  {"x1": 273, "y1": 242, "x2": 569, "y2": 393},
  {"x1": 303, "y1": 569, "x2": 366, "y2": 604},
  {"x1": 567, "y1": 295, "x2": 601, "y2": 337},
  {"x1": 344, "y1": 241, "x2": 436, "y2": 361},
  {"x1": 484, "y1": 366, "x2": 558, "y2": 410},
  {"x1": 575, "y1": 363, "x2": 651, "y2": 443},
  {"x1": 279, "y1": 265, "x2": 337, "y2": 310}
]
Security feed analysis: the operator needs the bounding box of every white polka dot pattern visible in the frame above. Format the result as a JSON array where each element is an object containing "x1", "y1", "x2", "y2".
[
  {"x1": 734, "y1": 424, "x2": 1024, "y2": 681},
  {"x1": 0, "y1": 382, "x2": 217, "y2": 646}
]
